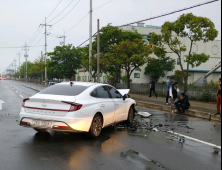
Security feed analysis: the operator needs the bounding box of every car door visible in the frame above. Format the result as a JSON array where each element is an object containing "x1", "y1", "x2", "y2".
[
  {"x1": 106, "y1": 86, "x2": 128, "y2": 122},
  {"x1": 94, "y1": 86, "x2": 115, "y2": 126}
]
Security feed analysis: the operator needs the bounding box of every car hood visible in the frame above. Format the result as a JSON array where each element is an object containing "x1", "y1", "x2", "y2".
[{"x1": 117, "y1": 89, "x2": 130, "y2": 96}]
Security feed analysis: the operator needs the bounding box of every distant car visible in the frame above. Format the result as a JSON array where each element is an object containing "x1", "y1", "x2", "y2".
[
  {"x1": 19, "y1": 82, "x2": 136, "y2": 138},
  {"x1": 3, "y1": 77, "x2": 7, "y2": 80},
  {"x1": 0, "y1": 77, "x2": 2, "y2": 80}
]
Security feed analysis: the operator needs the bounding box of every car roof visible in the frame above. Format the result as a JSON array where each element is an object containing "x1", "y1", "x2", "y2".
[{"x1": 58, "y1": 81, "x2": 105, "y2": 87}]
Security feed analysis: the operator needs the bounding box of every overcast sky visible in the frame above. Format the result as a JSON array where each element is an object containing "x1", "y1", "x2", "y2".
[{"x1": 0, "y1": 0, "x2": 221, "y2": 74}]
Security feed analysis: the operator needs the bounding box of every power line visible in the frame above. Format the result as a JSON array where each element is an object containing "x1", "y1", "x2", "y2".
[
  {"x1": 29, "y1": 26, "x2": 44, "y2": 45},
  {"x1": 28, "y1": 0, "x2": 63, "y2": 45},
  {"x1": 66, "y1": 13, "x2": 89, "y2": 33},
  {"x1": 77, "y1": 0, "x2": 219, "y2": 47},
  {"x1": 93, "y1": 0, "x2": 113, "y2": 10},
  {"x1": 47, "y1": 0, "x2": 75, "y2": 23},
  {"x1": 51, "y1": 0, "x2": 81, "y2": 25},
  {"x1": 33, "y1": 27, "x2": 52, "y2": 46},
  {"x1": 0, "y1": 45, "x2": 45, "y2": 49},
  {"x1": 28, "y1": 25, "x2": 42, "y2": 45},
  {"x1": 121, "y1": 0, "x2": 219, "y2": 26},
  {"x1": 47, "y1": 0, "x2": 63, "y2": 19}
]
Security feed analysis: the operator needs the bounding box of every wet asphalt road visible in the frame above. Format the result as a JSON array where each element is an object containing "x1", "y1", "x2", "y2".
[{"x1": 0, "y1": 80, "x2": 221, "y2": 170}]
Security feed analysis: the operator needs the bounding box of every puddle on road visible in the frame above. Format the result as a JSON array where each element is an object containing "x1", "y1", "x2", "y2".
[{"x1": 121, "y1": 150, "x2": 170, "y2": 170}]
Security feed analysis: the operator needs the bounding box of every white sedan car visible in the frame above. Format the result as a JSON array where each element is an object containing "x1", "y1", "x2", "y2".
[{"x1": 20, "y1": 82, "x2": 136, "y2": 138}]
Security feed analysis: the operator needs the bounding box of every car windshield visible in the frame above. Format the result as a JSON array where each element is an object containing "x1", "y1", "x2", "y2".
[{"x1": 39, "y1": 84, "x2": 88, "y2": 96}]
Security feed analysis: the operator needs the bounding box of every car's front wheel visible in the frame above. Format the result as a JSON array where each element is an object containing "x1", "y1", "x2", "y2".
[
  {"x1": 89, "y1": 114, "x2": 103, "y2": 138},
  {"x1": 127, "y1": 106, "x2": 135, "y2": 124}
]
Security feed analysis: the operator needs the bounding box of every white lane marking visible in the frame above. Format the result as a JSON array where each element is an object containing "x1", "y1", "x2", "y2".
[
  {"x1": 0, "y1": 100, "x2": 5, "y2": 110},
  {"x1": 15, "y1": 91, "x2": 18, "y2": 93},
  {"x1": 168, "y1": 131, "x2": 221, "y2": 149},
  {"x1": 19, "y1": 95, "x2": 24, "y2": 99}
]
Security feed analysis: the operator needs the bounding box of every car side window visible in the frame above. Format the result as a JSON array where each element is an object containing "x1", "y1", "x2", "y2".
[
  {"x1": 107, "y1": 86, "x2": 122, "y2": 99},
  {"x1": 96, "y1": 86, "x2": 111, "y2": 99},
  {"x1": 91, "y1": 89, "x2": 98, "y2": 98}
]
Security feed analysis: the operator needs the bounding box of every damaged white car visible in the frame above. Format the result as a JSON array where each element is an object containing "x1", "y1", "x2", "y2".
[{"x1": 19, "y1": 82, "x2": 136, "y2": 138}]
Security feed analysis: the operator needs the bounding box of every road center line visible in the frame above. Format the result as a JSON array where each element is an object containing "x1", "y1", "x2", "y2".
[
  {"x1": 168, "y1": 131, "x2": 221, "y2": 149},
  {"x1": 15, "y1": 91, "x2": 18, "y2": 93},
  {"x1": 19, "y1": 95, "x2": 24, "y2": 99}
]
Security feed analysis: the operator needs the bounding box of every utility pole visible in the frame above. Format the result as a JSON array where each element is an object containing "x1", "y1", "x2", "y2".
[
  {"x1": 89, "y1": 0, "x2": 93, "y2": 81},
  {"x1": 17, "y1": 52, "x2": 21, "y2": 81},
  {"x1": 63, "y1": 29, "x2": 66, "y2": 45},
  {"x1": 97, "y1": 19, "x2": 100, "y2": 83},
  {"x1": 22, "y1": 42, "x2": 29, "y2": 82},
  {"x1": 40, "y1": 17, "x2": 51, "y2": 85},
  {"x1": 13, "y1": 59, "x2": 17, "y2": 73},
  {"x1": 58, "y1": 29, "x2": 66, "y2": 46}
]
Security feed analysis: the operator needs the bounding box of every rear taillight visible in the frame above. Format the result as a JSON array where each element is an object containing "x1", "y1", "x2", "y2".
[
  {"x1": 62, "y1": 101, "x2": 82, "y2": 112},
  {"x1": 22, "y1": 98, "x2": 29, "y2": 107}
]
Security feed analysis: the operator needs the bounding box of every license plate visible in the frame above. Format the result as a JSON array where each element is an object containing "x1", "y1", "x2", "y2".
[{"x1": 31, "y1": 120, "x2": 52, "y2": 129}]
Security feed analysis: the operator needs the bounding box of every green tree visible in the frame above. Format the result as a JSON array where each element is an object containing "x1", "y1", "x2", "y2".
[
  {"x1": 173, "y1": 70, "x2": 191, "y2": 84},
  {"x1": 48, "y1": 45, "x2": 82, "y2": 80},
  {"x1": 102, "y1": 39, "x2": 153, "y2": 88},
  {"x1": 19, "y1": 61, "x2": 34, "y2": 79},
  {"x1": 145, "y1": 57, "x2": 175, "y2": 82},
  {"x1": 150, "y1": 13, "x2": 218, "y2": 93},
  {"x1": 91, "y1": 24, "x2": 143, "y2": 83},
  {"x1": 29, "y1": 56, "x2": 45, "y2": 81}
]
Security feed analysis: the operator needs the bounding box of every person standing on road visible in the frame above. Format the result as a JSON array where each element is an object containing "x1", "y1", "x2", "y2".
[
  {"x1": 169, "y1": 82, "x2": 180, "y2": 111},
  {"x1": 166, "y1": 77, "x2": 175, "y2": 105},
  {"x1": 149, "y1": 77, "x2": 157, "y2": 98},
  {"x1": 215, "y1": 78, "x2": 221, "y2": 116}
]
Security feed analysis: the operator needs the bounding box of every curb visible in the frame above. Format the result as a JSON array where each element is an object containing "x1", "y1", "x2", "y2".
[{"x1": 137, "y1": 101, "x2": 221, "y2": 123}]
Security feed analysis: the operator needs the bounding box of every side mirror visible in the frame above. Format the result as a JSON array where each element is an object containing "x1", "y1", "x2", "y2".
[{"x1": 123, "y1": 94, "x2": 128, "y2": 101}]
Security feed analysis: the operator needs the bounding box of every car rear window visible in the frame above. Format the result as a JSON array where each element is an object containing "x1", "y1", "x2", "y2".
[{"x1": 39, "y1": 84, "x2": 88, "y2": 96}]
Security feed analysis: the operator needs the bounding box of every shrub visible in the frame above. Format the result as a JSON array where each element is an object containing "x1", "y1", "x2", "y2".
[{"x1": 202, "y1": 93, "x2": 209, "y2": 101}]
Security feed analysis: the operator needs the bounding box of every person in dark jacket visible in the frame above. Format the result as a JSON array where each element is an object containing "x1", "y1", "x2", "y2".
[
  {"x1": 149, "y1": 77, "x2": 157, "y2": 98},
  {"x1": 173, "y1": 93, "x2": 190, "y2": 115}
]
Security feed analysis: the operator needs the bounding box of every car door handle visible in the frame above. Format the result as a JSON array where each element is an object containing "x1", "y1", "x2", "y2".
[{"x1": 100, "y1": 104, "x2": 105, "y2": 107}]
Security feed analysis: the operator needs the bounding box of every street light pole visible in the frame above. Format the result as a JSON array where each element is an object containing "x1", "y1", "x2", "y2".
[
  {"x1": 40, "y1": 17, "x2": 51, "y2": 85},
  {"x1": 89, "y1": 0, "x2": 93, "y2": 81},
  {"x1": 97, "y1": 19, "x2": 100, "y2": 83},
  {"x1": 23, "y1": 42, "x2": 29, "y2": 82},
  {"x1": 17, "y1": 52, "x2": 21, "y2": 81},
  {"x1": 45, "y1": 17, "x2": 47, "y2": 85}
]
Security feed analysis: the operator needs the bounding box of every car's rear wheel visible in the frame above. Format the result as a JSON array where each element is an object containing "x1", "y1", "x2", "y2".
[
  {"x1": 127, "y1": 106, "x2": 135, "y2": 124},
  {"x1": 34, "y1": 128, "x2": 47, "y2": 133},
  {"x1": 89, "y1": 114, "x2": 103, "y2": 138}
]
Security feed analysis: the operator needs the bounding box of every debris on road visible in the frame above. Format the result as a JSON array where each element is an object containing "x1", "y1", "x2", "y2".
[{"x1": 137, "y1": 111, "x2": 152, "y2": 118}]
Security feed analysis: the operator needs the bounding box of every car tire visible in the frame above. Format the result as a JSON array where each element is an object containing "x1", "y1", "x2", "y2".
[
  {"x1": 89, "y1": 114, "x2": 103, "y2": 138},
  {"x1": 127, "y1": 106, "x2": 135, "y2": 124},
  {"x1": 34, "y1": 128, "x2": 47, "y2": 133}
]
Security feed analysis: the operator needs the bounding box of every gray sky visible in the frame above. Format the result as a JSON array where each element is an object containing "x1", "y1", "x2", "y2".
[{"x1": 0, "y1": 0, "x2": 221, "y2": 74}]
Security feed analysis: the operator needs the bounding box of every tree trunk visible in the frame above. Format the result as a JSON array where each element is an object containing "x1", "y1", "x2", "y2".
[
  {"x1": 184, "y1": 76, "x2": 188, "y2": 94},
  {"x1": 126, "y1": 71, "x2": 131, "y2": 89}
]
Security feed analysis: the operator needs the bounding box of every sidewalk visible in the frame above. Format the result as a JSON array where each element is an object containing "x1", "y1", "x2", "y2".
[{"x1": 130, "y1": 93, "x2": 217, "y2": 114}]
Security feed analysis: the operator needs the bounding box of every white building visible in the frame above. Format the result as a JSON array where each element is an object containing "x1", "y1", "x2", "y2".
[{"x1": 76, "y1": 23, "x2": 221, "y2": 84}]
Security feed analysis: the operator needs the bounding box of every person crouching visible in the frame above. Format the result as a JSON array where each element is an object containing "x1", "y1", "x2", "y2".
[{"x1": 173, "y1": 93, "x2": 190, "y2": 115}]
